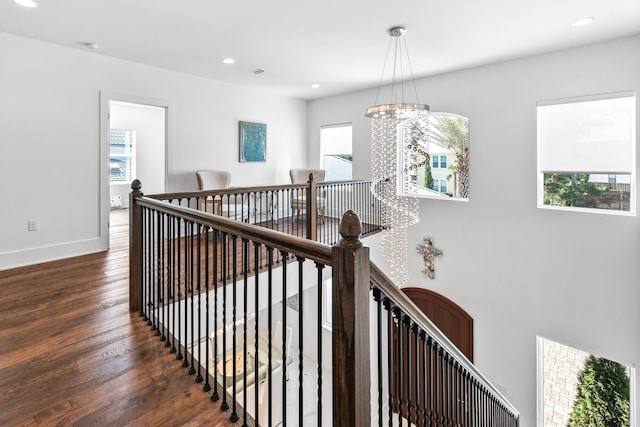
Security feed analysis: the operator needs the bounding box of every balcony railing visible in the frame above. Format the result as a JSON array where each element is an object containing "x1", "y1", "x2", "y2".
[{"x1": 129, "y1": 179, "x2": 519, "y2": 426}]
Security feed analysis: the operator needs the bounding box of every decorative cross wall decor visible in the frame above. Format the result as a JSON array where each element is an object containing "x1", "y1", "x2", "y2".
[{"x1": 416, "y1": 237, "x2": 443, "y2": 279}]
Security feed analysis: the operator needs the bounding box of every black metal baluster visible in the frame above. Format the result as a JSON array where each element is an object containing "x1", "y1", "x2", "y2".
[
  {"x1": 146, "y1": 208, "x2": 153, "y2": 326},
  {"x1": 373, "y1": 288, "x2": 383, "y2": 427},
  {"x1": 253, "y1": 242, "x2": 260, "y2": 424},
  {"x1": 154, "y1": 210, "x2": 160, "y2": 332},
  {"x1": 280, "y1": 250, "x2": 288, "y2": 426},
  {"x1": 212, "y1": 229, "x2": 220, "y2": 402},
  {"x1": 176, "y1": 217, "x2": 183, "y2": 362},
  {"x1": 398, "y1": 313, "x2": 410, "y2": 427},
  {"x1": 188, "y1": 221, "x2": 195, "y2": 371},
  {"x1": 267, "y1": 246, "x2": 274, "y2": 427},
  {"x1": 204, "y1": 226, "x2": 211, "y2": 393},
  {"x1": 141, "y1": 207, "x2": 148, "y2": 322},
  {"x1": 316, "y1": 262, "x2": 325, "y2": 427},
  {"x1": 230, "y1": 235, "x2": 239, "y2": 422},
  {"x1": 165, "y1": 214, "x2": 172, "y2": 349},
  {"x1": 195, "y1": 226, "x2": 203, "y2": 382},
  {"x1": 445, "y1": 353, "x2": 450, "y2": 425},
  {"x1": 453, "y1": 361, "x2": 459, "y2": 426},
  {"x1": 220, "y1": 232, "x2": 229, "y2": 411},
  {"x1": 440, "y1": 348, "x2": 446, "y2": 426},
  {"x1": 413, "y1": 324, "x2": 419, "y2": 425},
  {"x1": 170, "y1": 216, "x2": 177, "y2": 354},
  {"x1": 182, "y1": 220, "x2": 191, "y2": 368},
  {"x1": 427, "y1": 337, "x2": 433, "y2": 427},
  {"x1": 421, "y1": 333, "x2": 427, "y2": 427},
  {"x1": 394, "y1": 307, "x2": 404, "y2": 427},
  {"x1": 241, "y1": 237, "x2": 249, "y2": 427},
  {"x1": 386, "y1": 300, "x2": 393, "y2": 427},
  {"x1": 297, "y1": 256, "x2": 305, "y2": 427},
  {"x1": 433, "y1": 343, "x2": 440, "y2": 426},
  {"x1": 159, "y1": 212, "x2": 166, "y2": 342}
]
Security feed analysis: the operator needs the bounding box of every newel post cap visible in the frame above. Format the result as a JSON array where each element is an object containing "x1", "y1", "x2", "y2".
[
  {"x1": 131, "y1": 179, "x2": 142, "y2": 191},
  {"x1": 339, "y1": 210, "x2": 363, "y2": 248}
]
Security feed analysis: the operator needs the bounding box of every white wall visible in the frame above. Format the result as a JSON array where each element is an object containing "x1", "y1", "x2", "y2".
[
  {"x1": 309, "y1": 35, "x2": 640, "y2": 426},
  {"x1": 0, "y1": 31, "x2": 307, "y2": 269}
]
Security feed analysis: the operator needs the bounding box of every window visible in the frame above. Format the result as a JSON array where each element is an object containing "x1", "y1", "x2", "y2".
[
  {"x1": 321, "y1": 124, "x2": 352, "y2": 181},
  {"x1": 537, "y1": 337, "x2": 634, "y2": 427},
  {"x1": 537, "y1": 92, "x2": 635, "y2": 214},
  {"x1": 109, "y1": 128, "x2": 136, "y2": 184},
  {"x1": 433, "y1": 155, "x2": 447, "y2": 169},
  {"x1": 433, "y1": 178, "x2": 447, "y2": 193},
  {"x1": 400, "y1": 113, "x2": 469, "y2": 200}
]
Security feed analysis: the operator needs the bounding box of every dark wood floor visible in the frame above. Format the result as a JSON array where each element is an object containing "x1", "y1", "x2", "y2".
[{"x1": 0, "y1": 209, "x2": 234, "y2": 426}]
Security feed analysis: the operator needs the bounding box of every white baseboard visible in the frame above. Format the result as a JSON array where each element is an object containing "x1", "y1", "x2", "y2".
[{"x1": 0, "y1": 237, "x2": 107, "y2": 271}]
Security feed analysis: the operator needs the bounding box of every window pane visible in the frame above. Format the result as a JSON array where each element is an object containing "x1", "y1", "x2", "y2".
[
  {"x1": 109, "y1": 129, "x2": 135, "y2": 183},
  {"x1": 321, "y1": 124, "x2": 352, "y2": 181},
  {"x1": 537, "y1": 92, "x2": 635, "y2": 214},
  {"x1": 539, "y1": 337, "x2": 633, "y2": 427},
  {"x1": 440, "y1": 155, "x2": 447, "y2": 169},
  {"x1": 400, "y1": 113, "x2": 469, "y2": 200},
  {"x1": 543, "y1": 172, "x2": 631, "y2": 211}
]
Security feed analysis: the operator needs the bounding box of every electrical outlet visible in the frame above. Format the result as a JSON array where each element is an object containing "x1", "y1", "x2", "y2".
[{"x1": 28, "y1": 219, "x2": 38, "y2": 231}]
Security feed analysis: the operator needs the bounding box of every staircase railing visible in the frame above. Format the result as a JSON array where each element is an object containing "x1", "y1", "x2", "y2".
[
  {"x1": 129, "y1": 179, "x2": 519, "y2": 426},
  {"x1": 369, "y1": 264, "x2": 520, "y2": 426}
]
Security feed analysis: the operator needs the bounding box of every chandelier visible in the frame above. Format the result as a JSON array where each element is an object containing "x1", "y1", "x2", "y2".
[{"x1": 367, "y1": 26, "x2": 428, "y2": 286}]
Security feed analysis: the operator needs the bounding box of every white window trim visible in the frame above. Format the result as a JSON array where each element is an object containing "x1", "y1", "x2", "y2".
[{"x1": 536, "y1": 91, "x2": 636, "y2": 216}]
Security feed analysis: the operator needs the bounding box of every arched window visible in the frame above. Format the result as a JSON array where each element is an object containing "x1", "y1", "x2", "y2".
[{"x1": 399, "y1": 113, "x2": 469, "y2": 200}]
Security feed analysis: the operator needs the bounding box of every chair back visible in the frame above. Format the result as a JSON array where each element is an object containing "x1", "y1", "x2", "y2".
[
  {"x1": 289, "y1": 168, "x2": 325, "y2": 184},
  {"x1": 196, "y1": 170, "x2": 231, "y2": 190}
]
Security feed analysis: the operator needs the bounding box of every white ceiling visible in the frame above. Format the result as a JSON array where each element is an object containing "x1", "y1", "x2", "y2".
[{"x1": 2, "y1": 0, "x2": 640, "y2": 100}]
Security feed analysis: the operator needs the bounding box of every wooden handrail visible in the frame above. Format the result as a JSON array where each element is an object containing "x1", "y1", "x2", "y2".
[
  {"x1": 134, "y1": 196, "x2": 332, "y2": 265},
  {"x1": 370, "y1": 263, "x2": 520, "y2": 419},
  {"x1": 129, "y1": 180, "x2": 518, "y2": 426}
]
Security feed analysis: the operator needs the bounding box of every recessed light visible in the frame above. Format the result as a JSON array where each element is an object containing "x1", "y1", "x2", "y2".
[
  {"x1": 221, "y1": 58, "x2": 235, "y2": 64},
  {"x1": 251, "y1": 68, "x2": 265, "y2": 75},
  {"x1": 571, "y1": 17, "x2": 595, "y2": 27},
  {"x1": 311, "y1": 84, "x2": 320, "y2": 89},
  {"x1": 14, "y1": 0, "x2": 37, "y2": 7}
]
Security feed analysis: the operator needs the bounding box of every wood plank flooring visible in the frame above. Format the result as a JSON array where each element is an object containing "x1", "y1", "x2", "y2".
[{"x1": 0, "y1": 209, "x2": 234, "y2": 426}]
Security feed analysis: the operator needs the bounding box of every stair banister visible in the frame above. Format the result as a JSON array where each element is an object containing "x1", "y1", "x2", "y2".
[{"x1": 369, "y1": 263, "x2": 520, "y2": 421}]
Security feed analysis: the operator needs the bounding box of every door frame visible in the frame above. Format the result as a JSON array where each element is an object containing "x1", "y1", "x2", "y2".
[{"x1": 99, "y1": 91, "x2": 171, "y2": 249}]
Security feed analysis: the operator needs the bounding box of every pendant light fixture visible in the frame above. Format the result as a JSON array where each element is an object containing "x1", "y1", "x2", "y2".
[
  {"x1": 367, "y1": 26, "x2": 427, "y2": 286},
  {"x1": 365, "y1": 26, "x2": 429, "y2": 119}
]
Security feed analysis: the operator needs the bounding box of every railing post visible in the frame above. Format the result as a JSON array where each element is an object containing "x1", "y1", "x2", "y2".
[
  {"x1": 129, "y1": 179, "x2": 143, "y2": 313},
  {"x1": 332, "y1": 210, "x2": 371, "y2": 426},
  {"x1": 306, "y1": 173, "x2": 318, "y2": 241}
]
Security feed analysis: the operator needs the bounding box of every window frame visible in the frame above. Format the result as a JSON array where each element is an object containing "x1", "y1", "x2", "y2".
[
  {"x1": 398, "y1": 112, "x2": 470, "y2": 201},
  {"x1": 536, "y1": 91, "x2": 636, "y2": 216}
]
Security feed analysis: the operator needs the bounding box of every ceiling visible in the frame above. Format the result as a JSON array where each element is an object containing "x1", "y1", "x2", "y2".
[{"x1": 2, "y1": 0, "x2": 640, "y2": 100}]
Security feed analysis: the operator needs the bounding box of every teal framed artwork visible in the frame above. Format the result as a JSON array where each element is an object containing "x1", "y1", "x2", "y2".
[{"x1": 239, "y1": 121, "x2": 267, "y2": 162}]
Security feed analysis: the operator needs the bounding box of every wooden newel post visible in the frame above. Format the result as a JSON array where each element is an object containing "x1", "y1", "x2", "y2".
[
  {"x1": 129, "y1": 179, "x2": 143, "y2": 313},
  {"x1": 306, "y1": 172, "x2": 318, "y2": 241},
  {"x1": 332, "y1": 210, "x2": 371, "y2": 427}
]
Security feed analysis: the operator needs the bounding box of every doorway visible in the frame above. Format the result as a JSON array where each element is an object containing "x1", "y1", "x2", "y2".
[{"x1": 99, "y1": 92, "x2": 170, "y2": 250}]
